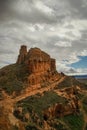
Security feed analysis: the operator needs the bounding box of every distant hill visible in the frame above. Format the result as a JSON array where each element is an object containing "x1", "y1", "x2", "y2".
[{"x1": 74, "y1": 75, "x2": 87, "y2": 79}]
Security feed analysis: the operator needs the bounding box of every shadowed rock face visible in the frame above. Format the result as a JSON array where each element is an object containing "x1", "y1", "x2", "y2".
[{"x1": 16, "y1": 45, "x2": 57, "y2": 86}]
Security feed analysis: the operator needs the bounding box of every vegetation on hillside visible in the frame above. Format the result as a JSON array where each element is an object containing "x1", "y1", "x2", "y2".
[
  {"x1": 61, "y1": 113, "x2": 84, "y2": 130},
  {"x1": 0, "y1": 61, "x2": 87, "y2": 130},
  {"x1": 13, "y1": 90, "x2": 86, "y2": 130},
  {"x1": 14, "y1": 91, "x2": 66, "y2": 120},
  {"x1": 14, "y1": 91, "x2": 70, "y2": 130},
  {"x1": 0, "y1": 64, "x2": 28, "y2": 95},
  {"x1": 77, "y1": 79, "x2": 87, "y2": 85},
  {"x1": 57, "y1": 76, "x2": 87, "y2": 89}
]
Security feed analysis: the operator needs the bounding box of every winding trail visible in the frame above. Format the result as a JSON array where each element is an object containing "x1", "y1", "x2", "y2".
[
  {"x1": 14, "y1": 76, "x2": 66, "y2": 102},
  {"x1": 0, "y1": 76, "x2": 66, "y2": 109},
  {"x1": 0, "y1": 76, "x2": 66, "y2": 128},
  {"x1": 0, "y1": 76, "x2": 87, "y2": 130}
]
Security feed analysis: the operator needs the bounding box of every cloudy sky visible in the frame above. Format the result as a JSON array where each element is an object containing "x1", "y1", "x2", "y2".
[{"x1": 0, "y1": 0, "x2": 87, "y2": 75}]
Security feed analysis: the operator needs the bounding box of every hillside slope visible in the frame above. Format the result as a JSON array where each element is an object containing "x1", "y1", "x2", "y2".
[{"x1": 0, "y1": 45, "x2": 87, "y2": 130}]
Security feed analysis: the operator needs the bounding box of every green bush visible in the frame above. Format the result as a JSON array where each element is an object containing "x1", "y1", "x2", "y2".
[
  {"x1": 62, "y1": 113, "x2": 84, "y2": 130},
  {"x1": 53, "y1": 122, "x2": 68, "y2": 130},
  {"x1": 25, "y1": 123, "x2": 38, "y2": 130}
]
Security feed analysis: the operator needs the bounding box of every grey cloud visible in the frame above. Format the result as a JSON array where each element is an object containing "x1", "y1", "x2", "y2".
[
  {"x1": 0, "y1": 0, "x2": 57, "y2": 24},
  {"x1": 0, "y1": 59, "x2": 11, "y2": 65},
  {"x1": 64, "y1": 68, "x2": 77, "y2": 74},
  {"x1": 0, "y1": 48, "x2": 14, "y2": 55},
  {"x1": 0, "y1": 0, "x2": 87, "y2": 75},
  {"x1": 0, "y1": 0, "x2": 14, "y2": 22},
  {"x1": 68, "y1": 0, "x2": 83, "y2": 8},
  {"x1": 0, "y1": 0, "x2": 11, "y2": 11},
  {"x1": 68, "y1": 0, "x2": 87, "y2": 18}
]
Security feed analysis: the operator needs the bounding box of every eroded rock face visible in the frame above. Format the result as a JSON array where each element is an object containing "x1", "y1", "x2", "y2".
[
  {"x1": 17, "y1": 46, "x2": 56, "y2": 73},
  {"x1": 17, "y1": 45, "x2": 27, "y2": 64},
  {"x1": 43, "y1": 97, "x2": 80, "y2": 120},
  {"x1": 16, "y1": 46, "x2": 57, "y2": 86}
]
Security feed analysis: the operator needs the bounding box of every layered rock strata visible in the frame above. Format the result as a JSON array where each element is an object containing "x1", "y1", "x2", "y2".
[{"x1": 17, "y1": 45, "x2": 57, "y2": 86}]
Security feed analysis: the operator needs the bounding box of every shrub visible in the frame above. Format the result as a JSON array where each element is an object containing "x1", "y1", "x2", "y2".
[{"x1": 62, "y1": 113, "x2": 84, "y2": 130}]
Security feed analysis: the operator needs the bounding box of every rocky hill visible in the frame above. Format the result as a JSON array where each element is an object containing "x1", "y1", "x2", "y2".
[
  {"x1": 0, "y1": 45, "x2": 63, "y2": 95},
  {"x1": 0, "y1": 45, "x2": 87, "y2": 130}
]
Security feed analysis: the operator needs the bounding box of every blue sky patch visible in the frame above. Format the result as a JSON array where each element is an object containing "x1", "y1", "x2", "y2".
[{"x1": 71, "y1": 56, "x2": 87, "y2": 69}]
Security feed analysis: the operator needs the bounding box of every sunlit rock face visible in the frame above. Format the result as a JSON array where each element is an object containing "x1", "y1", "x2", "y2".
[
  {"x1": 17, "y1": 45, "x2": 27, "y2": 64},
  {"x1": 17, "y1": 45, "x2": 57, "y2": 86}
]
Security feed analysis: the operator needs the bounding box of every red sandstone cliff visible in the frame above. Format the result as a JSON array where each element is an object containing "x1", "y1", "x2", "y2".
[
  {"x1": 16, "y1": 45, "x2": 57, "y2": 86},
  {"x1": 17, "y1": 45, "x2": 27, "y2": 64},
  {"x1": 17, "y1": 45, "x2": 56, "y2": 73}
]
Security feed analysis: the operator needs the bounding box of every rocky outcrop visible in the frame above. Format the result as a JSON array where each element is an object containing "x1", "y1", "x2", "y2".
[
  {"x1": 43, "y1": 97, "x2": 80, "y2": 120},
  {"x1": 0, "y1": 45, "x2": 86, "y2": 130},
  {"x1": 17, "y1": 45, "x2": 27, "y2": 64},
  {"x1": 16, "y1": 46, "x2": 57, "y2": 86},
  {"x1": 17, "y1": 46, "x2": 56, "y2": 73}
]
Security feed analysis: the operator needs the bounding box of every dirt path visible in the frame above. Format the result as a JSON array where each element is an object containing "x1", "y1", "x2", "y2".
[
  {"x1": 14, "y1": 76, "x2": 66, "y2": 102},
  {"x1": 0, "y1": 76, "x2": 65, "y2": 106},
  {"x1": 0, "y1": 76, "x2": 66, "y2": 128}
]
